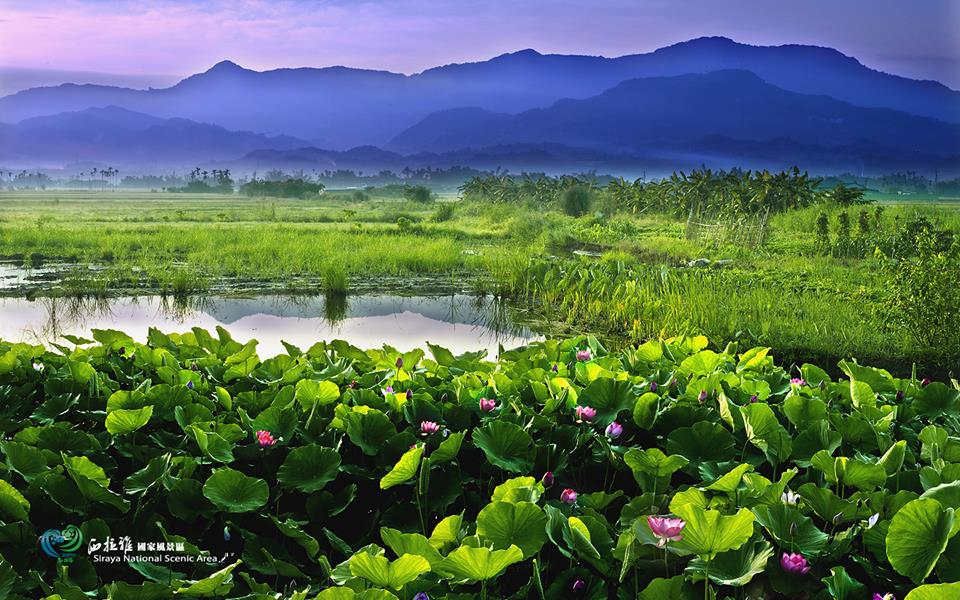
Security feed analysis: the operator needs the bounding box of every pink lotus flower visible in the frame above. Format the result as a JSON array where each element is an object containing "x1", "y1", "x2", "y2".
[
  {"x1": 479, "y1": 397, "x2": 497, "y2": 412},
  {"x1": 647, "y1": 516, "x2": 685, "y2": 548},
  {"x1": 698, "y1": 390, "x2": 708, "y2": 403},
  {"x1": 605, "y1": 421, "x2": 623, "y2": 440},
  {"x1": 790, "y1": 378, "x2": 807, "y2": 386},
  {"x1": 541, "y1": 471, "x2": 554, "y2": 487},
  {"x1": 873, "y1": 594, "x2": 896, "y2": 600},
  {"x1": 576, "y1": 348, "x2": 592, "y2": 361},
  {"x1": 575, "y1": 405, "x2": 596, "y2": 422},
  {"x1": 383, "y1": 386, "x2": 394, "y2": 395},
  {"x1": 780, "y1": 552, "x2": 811, "y2": 575},
  {"x1": 560, "y1": 488, "x2": 578, "y2": 504},
  {"x1": 420, "y1": 421, "x2": 440, "y2": 435},
  {"x1": 255, "y1": 430, "x2": 277, "y2": 448},
  {"x1": 921, "y1": 377, "x2": 931, "y2": 387}
]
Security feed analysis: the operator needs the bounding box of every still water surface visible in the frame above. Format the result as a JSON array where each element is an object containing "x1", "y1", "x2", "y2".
[{"x1": 0, "y1": 294, "x2": 537, "y2": 357}]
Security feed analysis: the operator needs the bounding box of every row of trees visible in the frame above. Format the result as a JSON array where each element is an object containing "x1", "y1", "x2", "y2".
[{"x1": 459, "y1": 168, "x2": 825, "y2": 219}]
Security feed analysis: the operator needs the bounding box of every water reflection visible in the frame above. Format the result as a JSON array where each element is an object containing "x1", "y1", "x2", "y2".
[{"x1": 0, "y1": 294, "x2": 537, "y2": 357}]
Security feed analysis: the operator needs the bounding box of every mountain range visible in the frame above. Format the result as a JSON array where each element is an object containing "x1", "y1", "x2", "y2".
[
  {"x1": 0, "y1": 106, "x2": 307, "y2": 164},
  {"x1": 1, "y1": 36, "x2": 958, "y2": 173}
]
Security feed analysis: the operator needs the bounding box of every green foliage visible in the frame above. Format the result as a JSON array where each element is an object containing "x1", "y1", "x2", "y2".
[
  {"x1": 0, "y1": 330, "x2": 954, "y2": 597},
  {"x1": 879, "y1": 231, "x2": 960, "y2": 347}
]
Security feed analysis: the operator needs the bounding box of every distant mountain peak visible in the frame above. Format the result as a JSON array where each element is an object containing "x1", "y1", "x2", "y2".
[{"x1": 206, "y1": 60, "x2": 246, "y2": 73}]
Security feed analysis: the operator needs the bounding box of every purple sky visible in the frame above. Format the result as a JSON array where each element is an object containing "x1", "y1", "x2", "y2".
[{"x1": 1, "y1": 0, "x2": 958, "y2": 88}]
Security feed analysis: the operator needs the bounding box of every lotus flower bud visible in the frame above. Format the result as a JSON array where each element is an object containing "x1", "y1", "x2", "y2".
[
  {"x1": 605, "y1": 421, "x2": 623, "y2": 440},
  {"x1": 649, "y1": 381, "x2": 658, "y2": 393},
  {"x1": 479, "y1": 397, "x2": 497, "y2": 412},
  {"x1": 572, "y1": 579, "x2": 586, "y2": 593},
  {"x1": 255, "y1": 430, "x2": 277, "y2": 448},
  {"x1": 420, "y1": 421, "x2": 440, "y2": 435},
  {"x1": 780, "y1": 552, "x2": 811, "y2": 575},
  {"x1": 541, "y1": 471, "x2": 554, "y2": 487},
  {"x1": 560, "y1": 488, "x2": 578, "y2": 504},
  {"x1": 575, "y1": 405, "x2": 596, "y2": 422}
]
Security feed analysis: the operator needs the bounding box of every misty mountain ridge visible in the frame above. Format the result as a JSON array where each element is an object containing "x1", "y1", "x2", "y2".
[
  {"x1": 390, "y1": 70, "x2": 959, "y2": 157},
  {"x1": 1, "y1": 36, "x2": 958, "y2": 151},
  {"x1": 0, "y1": 106, "x2": 308, "y2": 165}
]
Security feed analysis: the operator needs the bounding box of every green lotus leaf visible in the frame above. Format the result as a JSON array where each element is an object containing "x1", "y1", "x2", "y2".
[
  {"x1": 105, "y1": 406, "x2": 153, "y2": 435},
  {"x1": 752, "y1": 503, "x2": 828, "y2": 555},
  {"x1": 174, "y1": 559, "x2": 241, "y2": 596},
  {"x1": 886, "y1": 498, "x2": 958, "y2": 584},
  {"x1": 431, "y1": 431, "x2": 465, "y2": 463},
  {"x1": 472, "y1": 421, "x2": 535, "y2": 473},
  {"x1": 295, "y1": 379, "x2": 341, "y2": 410},
  {"x1": 687, "y1": 539, "x2": 773, "y2": 586},
  {"x1": 349, "y1": 552, "x2": 430, "y2": 590},
  {"x1": 278, "y1": 444, "x2": 341, "y2": 493},
  {"x1": 624, "y1": 448, "x2": 689, "y2": 478},
  {"x1": 491, "y1": 476, "x2": 542, "y2": 504},
  {"x1": 343, "y1": 409, "x2": 398, "y2": 456},
  {"x1": 904, "y1": 583, "x2": 960, "y2": 599},
  {"x1": 820, "y1": 566, "x2": 867, "y2": 600},
  {"x1": 435, "y1": 544, "x2": 523, "y2": 583},
  {"x1": 673, "y1": 504, "x2": 755, "y2": 560},
  {"x1": 202, "y1": 467, "x2": 269, "y2": 513},
  {"x1": 380, "y1": 527, "x2": 444, "y2": 569},
  {"x1": 666, "y1": 421, "x2": 736, "y2": 465},
  {"x1": 378, "y1": 445, "x2": 423, "y2": 490},
  {"x1": 476, "y1": 501, "x2": 548, "y2": 558}
]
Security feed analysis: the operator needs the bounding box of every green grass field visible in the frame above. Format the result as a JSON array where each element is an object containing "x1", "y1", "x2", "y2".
[{"x1": 1, "y1": 189, "x2": 957, "y2": 373}]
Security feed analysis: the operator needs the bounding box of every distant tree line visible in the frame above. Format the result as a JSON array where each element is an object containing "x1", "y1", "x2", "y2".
[
  {"x1": 241, "y1": 178, "x2": 325, "y2": 198},
  {"x1": 459, "y1": 168, "x2": 824, "y2": 219}
]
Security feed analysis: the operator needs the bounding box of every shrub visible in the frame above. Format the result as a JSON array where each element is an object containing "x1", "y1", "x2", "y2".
[
  {"x1": 561, "y1": 184, "x2": 592, "y2": 217},
  {"x1": 430, "y1": 203, "x2": 455, "y2": 223},
  {"x1": 402, "y1": 185, "x2": 434, "y2": 203},
  {"x1": 879, "y1": 231, "x2": 960, "y2": 347}
]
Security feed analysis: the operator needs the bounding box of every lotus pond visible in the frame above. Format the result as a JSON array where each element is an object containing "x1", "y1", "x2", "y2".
[{"x1": 0, "y1": 329, "x2": 957, "y2": 599}]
